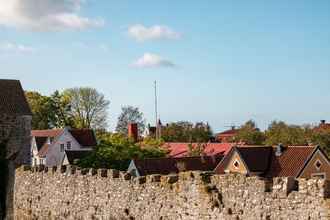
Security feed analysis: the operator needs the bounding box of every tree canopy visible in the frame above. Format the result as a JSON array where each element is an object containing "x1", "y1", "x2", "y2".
[
  {"x1": 234, "y1": 120, "x2": 265, "y2": 145},
  {"x1": 115, "y1": 106, "x2": 146, "y2": 136},
  {"x1": 26, "y1": 87, "x2": 110, "y2": 130},
  {"x1": 63, "y1": 87, "x2": 110, "y2": 129},
  {"x1": 161, "y1": 121, "x2": 212, "y2": 142},
  {"x1": 77, "y1": 133, "x2": 167, "y2": 170}
]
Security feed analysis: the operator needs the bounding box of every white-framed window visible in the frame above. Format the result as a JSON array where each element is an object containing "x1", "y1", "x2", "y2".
[
  {"x1": 311, "y1": 173, "x2": 326, "y2": 179},
  {"x1": 233, "y1": 159, "x2": 240, "y2": 170},
  {"x1": 314, "y1": 159, "x2": 322, "y2": 170},
  {"x1": 39, "y1": 158, "x2": 44, "y2": 165},
  {"x1": 67, "y1": 141, "x2": 71, "y2": 150},
  {"x1": 60, "y1": 144, "x2": 65, "y2": 152}
]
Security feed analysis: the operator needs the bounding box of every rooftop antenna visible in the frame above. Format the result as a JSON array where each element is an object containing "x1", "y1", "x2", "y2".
[{"x1": 224, "y1": 123, "x2": 236, "y2": 130}]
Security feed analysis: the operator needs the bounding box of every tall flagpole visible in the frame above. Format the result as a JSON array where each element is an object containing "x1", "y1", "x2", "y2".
[{"x1": 154, "y1": 81, "x2": 158, "y2": 139}]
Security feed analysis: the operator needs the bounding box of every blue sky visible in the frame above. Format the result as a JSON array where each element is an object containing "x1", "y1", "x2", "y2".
[{"x1": 1, "y1": 1, "x2": 330, "y2": 132}]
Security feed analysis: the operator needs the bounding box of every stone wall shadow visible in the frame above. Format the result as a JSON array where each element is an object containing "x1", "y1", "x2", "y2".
[{"x1": 0, "y1": 141, "x2": 8, "y2": 220}]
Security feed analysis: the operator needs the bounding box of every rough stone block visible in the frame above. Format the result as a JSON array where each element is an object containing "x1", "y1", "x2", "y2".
[
  {"x1": 99, "y1": 169, "x2": 108, "y2": 178},
  {"x1": 89, "y1": 168, "x2": 97, "y2": 176},
  {"x1": 167, "y1": 175, "x2": 179, "y2": 184},
  {"x1": 122, "y1": 172, "x2": 132, "y2": 180}
]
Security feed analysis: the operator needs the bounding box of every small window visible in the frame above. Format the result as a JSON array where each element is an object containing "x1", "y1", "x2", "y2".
[
  {"x1": 233, "y1": 160, "x2": 240, "y2": 169},
  {"x1": 60, "y1": 144, "x2": 64, "y2": 152},
  {"x1": 314, "y1": 160, "x2": 322, "y2": 170},
  {"x1": 67, "y1": 141, "x2": 71, "y2": 150}
]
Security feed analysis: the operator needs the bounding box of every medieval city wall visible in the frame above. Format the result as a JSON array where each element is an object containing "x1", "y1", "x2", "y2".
[
  {"x1": 0, "y1": 113, "x2": 31, "y2": 220},
  {"x1": 14, "y1": 166, "x2": 330, "y2": 220}
]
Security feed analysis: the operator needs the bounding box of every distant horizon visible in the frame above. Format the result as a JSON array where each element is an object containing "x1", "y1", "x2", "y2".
[{"x1": 1, "y1": 1, "x2": 330, "y2": 132}]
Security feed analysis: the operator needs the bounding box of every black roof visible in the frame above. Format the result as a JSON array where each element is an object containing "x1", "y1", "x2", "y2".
[
  {"x1": 0, "y1": 79, "x2": 31, "y2": 116},
  {"x1": 132, "y1": 155, "x2": 223, "y2": 176},
  {"x1": 65, "y1": 150, "x2": 92, "y2": 164}
]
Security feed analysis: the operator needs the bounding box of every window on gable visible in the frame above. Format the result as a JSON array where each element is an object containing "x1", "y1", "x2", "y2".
[
  {"x1": 60, "y1": 144, "x2": 64, "y2": 152},
  {"x1": 314, "y1": 160, "x2": 322, "y2": 170},
  {"x1": 233, "y1": 160, "x2": 240, "y2": 169},
  {"x1": 67, "y1": 141, "x2": 71, "y2": 150}
]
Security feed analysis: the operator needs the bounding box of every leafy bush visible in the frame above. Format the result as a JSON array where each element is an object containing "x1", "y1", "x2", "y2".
[{"x1": 78, "y1": 134, "x2": 167, "y2": 170}]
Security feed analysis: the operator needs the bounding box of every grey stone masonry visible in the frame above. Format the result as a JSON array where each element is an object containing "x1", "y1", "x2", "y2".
[{"x1": 14, "y1": 166, "x2": 330, "y2": 220}]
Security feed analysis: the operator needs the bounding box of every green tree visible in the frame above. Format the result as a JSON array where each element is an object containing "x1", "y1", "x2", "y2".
[
  {"x1": 63, "y1": 87, "x2": 110, "y2": 129},
  {"x1": 265, "y1": 121, "x2": 309, "y2": 146},
  {"x1": 25, "y1": 91, "x2": 53, "y2": 129},
  {"x1": 161, "y1": 121, "x2": 212, "y2": 142},
  {"x1": 78, "y1": 134, "x2": 167, "y2": 170},
  {"x1": 235, "y1": 120, "x2": 265, "y2": 145},
  {"x1": 309, "y1": 126, "x2": 330, "y2": 155},
  {"x1": 187, "y1": 143, "x2": 206, "y2": 156},
  {"x1": 48, "y1": 91, "x2": 74, "y2": 128},
  {"x1": 115, "y1": 106, "x2": 146, "y2": 136}
]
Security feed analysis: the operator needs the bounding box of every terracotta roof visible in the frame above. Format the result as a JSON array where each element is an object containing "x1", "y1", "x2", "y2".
[
  {"x1": 162, "y1": 142, "x2": 234, "y2": 158},
  {"x1": 31, "y1": 129, "x2": 63, "y2": 138},
  {"x1": 0, "y1": 79, "x2": 31, "y2": 116},
  {"x1": 216, "y1": 129, "x2": 238, "y2": 136},
  {"x1": 70, "y1": 129, "x2": 97, "y2": 147},
  {"x1": 65, "y1": 150, "x2": 92, "y2": 164},
  {"x1": 37, "y1": 143, "x2": 50, "y2": 157},
  {"x1": 132, "y1": 155, "x2": 223, "y2": 176},
  {"x1": 215, "y1": 145, "x2": 319, "y2": 178},
  {"x1": 265, "y1": 146, "x2": 317, "y2": 178}
]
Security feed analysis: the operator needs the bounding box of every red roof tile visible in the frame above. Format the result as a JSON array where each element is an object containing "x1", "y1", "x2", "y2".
[
  {"x1": 31, "y1": 129, "x2": 63, "y2": 137},
  {"x1": 215, "y1": 145, "x2": 319, "y2": 178},
  {"x1": 162, "y1": 142, "x2": 234, "y2": 158},
  {"x1": 265, "y1": 146, "x2": 317, "y2": 178},
  {"x1": 216, "y1": 129, "x2": 238, "y2": 136}
]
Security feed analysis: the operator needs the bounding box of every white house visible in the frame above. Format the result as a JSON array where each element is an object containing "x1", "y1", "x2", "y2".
[{"x1": 31, "y1": 127, "x2": 96, "y2": 166}]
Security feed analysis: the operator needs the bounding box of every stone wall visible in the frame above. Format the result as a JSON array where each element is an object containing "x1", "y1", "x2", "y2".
[
  {"x1": 14, "y1": 166, "x2": 330, "y2": 220},
  {"x1": 0, "y1": 113, "x2": 31, "y2": 219}
]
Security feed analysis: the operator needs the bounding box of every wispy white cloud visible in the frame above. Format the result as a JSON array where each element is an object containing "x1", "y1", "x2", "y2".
[
  {"x1": 128, "y1": 24, "x2": 181, "y2": 42},
  {"x1": 132, "y1": 53, "x2": 175, "y2": 68},
  {"x1": 0, "y1": 42, "x2": 35, "y2": 53},
  {"x1": 73, "y1": 42, "x2": 110, "y2": 52},
  {"x1": 0, "y1": 0, "x2": 104, "y2": 31}
]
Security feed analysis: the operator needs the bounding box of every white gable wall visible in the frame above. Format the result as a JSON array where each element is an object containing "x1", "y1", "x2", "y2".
[{"x1": 45, "y1": 129, "x2": 92, "y2": 166}]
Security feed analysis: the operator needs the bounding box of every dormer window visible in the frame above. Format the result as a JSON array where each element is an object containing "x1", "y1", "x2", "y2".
[
  {"x1": 233, "y1": 159, "x2": 240, "y2": 169},
  {"x1": 314, "y1": 160, "x2": 322, "y2": 170},
  {"x1": 67, "y1": 141, "x2": 71, "y2": 150}
]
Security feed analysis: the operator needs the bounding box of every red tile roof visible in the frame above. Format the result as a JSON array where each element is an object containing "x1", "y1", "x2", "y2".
[
  {"x1": 216, "y1": 129, "x2": 238, "y2": 136},
  {"x1": 215, "y1": 145, "x2": 319, "y2": 178},
  {"x1": 162, "y1": 142, "x2": 234, "y2": 158},
  {"x1": 132, "y1": 155, "x2": 223, "y2": 176},
  {"x1": 0, "y1": 79, "x2": 32, "y2": 116},
  {"x1": 31, "y1": 129, "x2": 63, "y2": 138},
  {"x1": 265, "y1": 146, "x2": 317, "y2": 178}
]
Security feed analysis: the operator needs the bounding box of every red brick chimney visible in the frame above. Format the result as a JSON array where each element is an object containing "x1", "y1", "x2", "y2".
[{"x1": 128, "y1": 123, "x2": 138, "y2": 142}]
